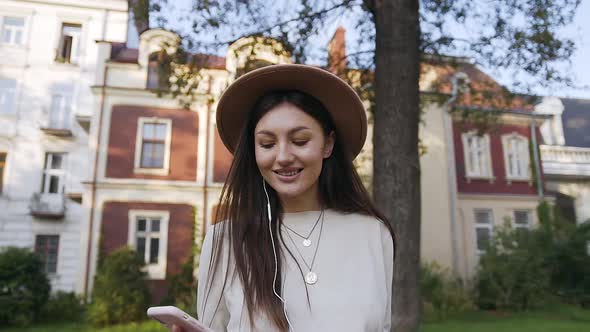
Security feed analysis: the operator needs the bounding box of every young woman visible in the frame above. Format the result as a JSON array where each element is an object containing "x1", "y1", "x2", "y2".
[{"x1": 174, "y1": 64, "x2": 394, "y2": 332}]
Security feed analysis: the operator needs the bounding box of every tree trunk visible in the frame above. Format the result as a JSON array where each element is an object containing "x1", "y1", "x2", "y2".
[
  {"x1": 372, "y1": 0, "x2": 421, "y2": 331},
  {"x1": 128, "y1": 0, "x2": 150, "y2": 34}
]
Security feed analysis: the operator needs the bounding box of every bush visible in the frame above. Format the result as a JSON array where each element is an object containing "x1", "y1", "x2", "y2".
[
  {"x1": 474, "y1": 220, "x2": 551, "y2": 311},
  {"x1": 87, "y1": 247, "x2": 150, "y2": 326},
  {"x1": 0, "y1": 246, "x2": 51, "y2": 326},
  {"x1": 548, "y1": 222, "x2": 590, "y2": 308},
  {"x1": 421, "y1": 262, "x2": 472, "y2": 321},
  {"x1": 39, "y1": 291, "x2": 85, "y2": 323},
  {"x1": 160, "y1": 257, "x2": 197, "y2": 315}
]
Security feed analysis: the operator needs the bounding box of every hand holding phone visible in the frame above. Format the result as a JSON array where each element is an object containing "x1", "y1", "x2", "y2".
[{"x1": 147, "y1": 306, "x2": 214, "y2": 332}]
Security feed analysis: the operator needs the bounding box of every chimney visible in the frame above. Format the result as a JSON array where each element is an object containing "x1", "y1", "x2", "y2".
[{"x1": 328, "y1": 27, "x2": 346, "y2": 75}]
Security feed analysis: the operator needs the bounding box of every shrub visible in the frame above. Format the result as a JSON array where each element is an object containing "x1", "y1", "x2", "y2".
[
  {"x1": 548, "y1": 222, "x2": 590, "y2": 308},
  {"x1": 474, "y1": 220, "x2": 551, "y2": 311},
  {"x1": 421, "y1": 262, "x2": 472, "y2": 321},
  {"x1": 39, "y1": 291, "x2": 85, "y2": 323},
  {"x1": 87, "y1": 247, "x2": 150, "y2": 326},
  {"x1": 161, "y1": 257, "x2": 197, "y2": 315},
  {"x1": 0, "y1": 246, "x2": 51, "y2": 326}
]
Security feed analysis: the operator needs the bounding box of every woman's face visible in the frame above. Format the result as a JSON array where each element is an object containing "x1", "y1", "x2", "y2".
[{"x1": 254, "y1": 102, "x2": 334, "y2": 210}]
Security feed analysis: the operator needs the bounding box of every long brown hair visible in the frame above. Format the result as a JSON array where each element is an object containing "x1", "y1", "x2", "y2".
[{"x1": 203, "y1": 90, "x2": 395, "y2": 330}]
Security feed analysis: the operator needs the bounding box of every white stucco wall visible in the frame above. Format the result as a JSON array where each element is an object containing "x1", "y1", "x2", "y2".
[{"x1": 0, "y1": 0, "x2": 128, "y2": 293}]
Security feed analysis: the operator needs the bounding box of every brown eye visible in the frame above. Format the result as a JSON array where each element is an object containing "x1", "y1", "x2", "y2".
[{"x1": 259, "y1": 142, "x2": 275, "y2": 149}]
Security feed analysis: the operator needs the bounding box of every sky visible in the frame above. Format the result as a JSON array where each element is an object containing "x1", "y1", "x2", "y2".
[{"x1": 128, "y1": 0, "x2": 590, "y2": 100}]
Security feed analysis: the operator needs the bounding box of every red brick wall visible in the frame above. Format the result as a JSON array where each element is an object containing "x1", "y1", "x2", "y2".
[
  {"x1": 213, "y1": 124, "x2": 232, "y2": 183},
  {"x1": 100, "y1": 201, "x2": 194, "y2": 304},
  {"x1": 106, "y1": 105, "x2": 199, "y2": 181},
  {"x1": 453, "y1": 121, "x2": 543, "y2": 195}
]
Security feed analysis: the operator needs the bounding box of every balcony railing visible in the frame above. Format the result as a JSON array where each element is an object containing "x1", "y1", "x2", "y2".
[
  {"x1": 540, "y1": 145, "x2": 590, "y2": 177},
  {"x1": 29, "y1": 193, "x2": 66, "y2": 219}
]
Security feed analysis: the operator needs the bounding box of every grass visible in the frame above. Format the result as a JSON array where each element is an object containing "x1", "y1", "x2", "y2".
[
  {"x1": 2, "y1": 304, "x2": 589, "y2": 332},
  {"x1": 422, "y1": 304, "x2": 590, "y2": 332}
]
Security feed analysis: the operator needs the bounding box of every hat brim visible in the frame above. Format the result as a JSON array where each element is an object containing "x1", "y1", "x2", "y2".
[{"x1": 216, "y1": 64, "x2": 367, "y2": 160}]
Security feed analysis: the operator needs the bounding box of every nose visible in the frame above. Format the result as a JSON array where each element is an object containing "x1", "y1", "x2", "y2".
[{"x1": 276, "y1": 142, "x2": 294, "y2": 165}]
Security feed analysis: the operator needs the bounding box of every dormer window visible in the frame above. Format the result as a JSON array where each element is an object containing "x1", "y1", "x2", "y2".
[{"x1": 56, "y1": 23, "x2": 81, "y2": 64}]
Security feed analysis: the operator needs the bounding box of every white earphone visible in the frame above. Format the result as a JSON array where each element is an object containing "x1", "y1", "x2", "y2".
[{"x1": 263, "y1": 179, "x2": 294, "y2": 332}]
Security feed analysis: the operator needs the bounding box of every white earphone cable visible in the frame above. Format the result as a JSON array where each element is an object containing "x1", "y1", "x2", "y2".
[{"x1": 263, "y1": 179, "x2": 294, "y2": 332}]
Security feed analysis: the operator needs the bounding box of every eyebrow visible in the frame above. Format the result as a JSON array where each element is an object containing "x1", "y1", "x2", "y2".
[{"x1": 255, "y1": 126, "x2": 311, "y2": 136}]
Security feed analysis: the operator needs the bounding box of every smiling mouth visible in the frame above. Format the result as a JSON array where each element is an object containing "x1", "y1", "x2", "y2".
[{"x1": 273, "y1": 169, "x2": 303, "y2": 176}]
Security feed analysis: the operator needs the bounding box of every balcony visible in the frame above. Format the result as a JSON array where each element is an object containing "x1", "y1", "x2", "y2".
[
  {"x1": 540, "y1": 145, "x2": 590, "y2": 178},
  {"x1": 29, "y1": 193, "x2": 66, "y2": 219}
]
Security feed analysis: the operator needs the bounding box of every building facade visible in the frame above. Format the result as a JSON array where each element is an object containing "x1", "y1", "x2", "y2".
[
  {"x1": 536, "y1": 97, "x2": 590, "y2": 224},
  {"x1": 0, "y1": 0, "x2": 128, "y2": 292},
  {"x1": 0, "y1": 1, "x2": 559, "y2": 300}
]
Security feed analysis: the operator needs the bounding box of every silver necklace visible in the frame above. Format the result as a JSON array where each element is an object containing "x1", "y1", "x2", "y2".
[
  {"x1": 283, "y1": 209, "x2": 323, "y2": 247},
  {"x1": 285, "y1": 211, "x2": 324, "y2": 285}
]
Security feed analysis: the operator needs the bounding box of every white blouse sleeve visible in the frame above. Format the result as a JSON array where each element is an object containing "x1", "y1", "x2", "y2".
[
  {"x1": 381, "y1": 223, "x2": 395, "y2": 331},
  {"x1": 197, "y1": 227, "x2": 230, "y2": 331}
]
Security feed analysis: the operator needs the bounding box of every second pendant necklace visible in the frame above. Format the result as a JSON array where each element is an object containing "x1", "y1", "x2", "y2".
[{"x1": 284, "y1": 210, "x2": 325, "y2": 285}]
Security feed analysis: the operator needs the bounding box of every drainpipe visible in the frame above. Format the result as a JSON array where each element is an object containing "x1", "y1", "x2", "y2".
[
  {"x1": 83, "y1": 59, "x2": 109, "y2": 299},
  {"x1": 201, "y1": 76, "x2": 213, "y2": 240},
  {"x1": 442, "y1": 73, "x2": 465, "y2": 277},
  {"x1": 530, "y1": 121, "x2": 544, "y2": 200}
]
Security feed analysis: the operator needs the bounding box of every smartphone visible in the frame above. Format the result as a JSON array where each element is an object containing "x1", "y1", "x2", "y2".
[{"x1": 147, "y1": 306, "x2": 214, "y2": 332}]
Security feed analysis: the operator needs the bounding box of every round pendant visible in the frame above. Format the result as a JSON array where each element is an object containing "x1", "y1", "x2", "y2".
[
  {"x1": 303, "y1": 239, "x2": 312, "y2": 247},
  {"x1": 305, "y1": 271, "x2": 317, "y2": 285}
]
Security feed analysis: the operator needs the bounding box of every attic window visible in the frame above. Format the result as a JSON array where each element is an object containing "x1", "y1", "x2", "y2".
[{"x1": 147, "y1": 52, "x2": 168, "y2": 90}]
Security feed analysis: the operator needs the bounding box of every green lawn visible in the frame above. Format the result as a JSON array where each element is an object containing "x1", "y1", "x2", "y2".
[
  {"x1": 422, "y1": 304, "x2": 590, "y2": 332},
  {"x1": 2, "y1": 305, "x2": 589, "y2": 332}
]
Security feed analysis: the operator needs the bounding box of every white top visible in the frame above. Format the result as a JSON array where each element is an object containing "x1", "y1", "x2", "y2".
[{"x1": 197, "y1": 209, "x2": 394, "y2": 332}]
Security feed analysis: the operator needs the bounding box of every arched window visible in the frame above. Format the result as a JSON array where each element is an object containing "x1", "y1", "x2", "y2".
[
  {"x1": 462, "y1": 131, "x2": 493, "y2": 179},
  {"x1": 502, "y1": 133, "x2": 530, "y2": 180}
]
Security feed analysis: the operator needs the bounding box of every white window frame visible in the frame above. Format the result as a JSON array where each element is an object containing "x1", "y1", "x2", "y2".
[
  {"x1": 502, "y1": 133, "x2": 530, "y2": 181},
  {"x1": 474, "y1": 209, "x2": 494, "y2": 255},
  {"x1": 0, "y1": 77, "x2": 17, "y2": 113},
  {"x1": 462, "y1": 131, "x2": 494, "y2": 180},
  {"x1": 41, "y1": 153, "x2": 66, "y2": 194},
  {"x1": 1, "y1": 15, "x2": 25, "y2": 46},
  {"x1": 512, "y1": 210, "x2": 532, "y2": 231},
  {"x1": 48, "y1": 93, "x2": 72, "y2": 129},
  {"x1": 127, "y1": 210, "x2": 169, "y2": 280},
  {"x1": 134, "y1": 117, "x2": 172, "y2": 175}
]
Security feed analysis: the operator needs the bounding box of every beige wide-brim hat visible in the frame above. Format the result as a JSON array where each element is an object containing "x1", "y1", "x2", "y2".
[{"x1": 216, "y1": 64, "x2": 367, "y2": 160}]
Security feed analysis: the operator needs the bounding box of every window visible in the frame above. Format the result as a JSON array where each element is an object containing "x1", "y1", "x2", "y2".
[
  {"x1": 35, "y1": 235, "x2": 59, "y2": 274},
  {"x1": 2, "y1": 16, "x2": 25, "y2": 45},
  {"x1": 474, "y1": 209, "x2": 493, "y2": 254},
  {"x1": 462, "y1": 132, "x2": 492, "y2": 178},
  {"x1": 134, "y1": 118, "x2": 172, "y2": 174},
  {"x1": 0, "y1": 78, "x2": 16, "y2": 113},
  {"x1": 128, "y1": 210, "x2": 169, "y2": 279},
  {"x1": 56, "y1": 23, "x2": 81, "y2": 64},
  {"x1": 49, "y1": 93, "x2": 72, "y2": 129},
  {"x1": 502, "y1": 134, "x2": 530, "y2": 180},
  {"x1": 0, "y1": 153, "x2": 6, "y2": 194},
  {"x1": 513, "y1": 210, "x2": 531, "y2": 231},
  {"x1": 41, "y1": 153, "x2": 66, "y2": 194}
]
